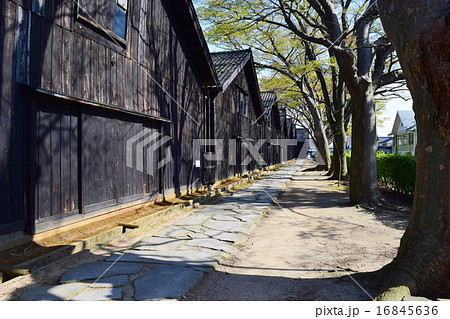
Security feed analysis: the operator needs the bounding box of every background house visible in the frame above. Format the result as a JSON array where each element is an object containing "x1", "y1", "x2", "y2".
[{"x1": 391, "y1": 110, "x2": 417, "y2": 155}]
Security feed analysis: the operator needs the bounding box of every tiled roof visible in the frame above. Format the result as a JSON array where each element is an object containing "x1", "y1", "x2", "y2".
[
  {"x1": 378, "y1": 136, "x2": 393, "y2": 143},
  {"x1": 260, "y1": 91, "x2": 281, "y2": 129},
  {"x1": 260, "y1": 91, "x2": 277, "y2": 119},
  {"x1": 210, "y1": 50, "x2": 252, "y2": 89}
]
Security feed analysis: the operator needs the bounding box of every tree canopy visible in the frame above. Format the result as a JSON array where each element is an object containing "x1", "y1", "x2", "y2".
[{"x1": 197, "y1": 0, "x2": 405, "y2": 187}]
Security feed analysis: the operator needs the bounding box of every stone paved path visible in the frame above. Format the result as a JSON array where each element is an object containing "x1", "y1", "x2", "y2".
[{"x1": 19, "y1": 161, "x2": 304, "y2": 301}]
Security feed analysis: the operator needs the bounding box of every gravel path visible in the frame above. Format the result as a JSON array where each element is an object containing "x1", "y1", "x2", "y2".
[{"x1": 184, "y1": 161, "x2": 409, "y2": 301}]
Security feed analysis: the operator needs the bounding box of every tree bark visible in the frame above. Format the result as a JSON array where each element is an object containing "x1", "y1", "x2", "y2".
[
  {"x1": 312, "y1": 120, "x2": 331, "y2": 170},
  {"x1": 330, "y1": 116, "x2": 348, "y2": 180},
  {"x1": 329, "y1": 0, "x2": 381, "y2": 205},
  {"x1": 299, "y1": 77, "x2": 332, "y2": 170},
  {"x1": 376, "y1": 0, "x2": 450, "y2": 299},
  {"x1": 349, "y1": 83, "x2": 380, "y2": 205}
]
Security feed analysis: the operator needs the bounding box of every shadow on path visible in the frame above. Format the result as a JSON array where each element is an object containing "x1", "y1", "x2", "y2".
[{"x1": 184, "y1": 270, "x2": 376, "y2": 301}]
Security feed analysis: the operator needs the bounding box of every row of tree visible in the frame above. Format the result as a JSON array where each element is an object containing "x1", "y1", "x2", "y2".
[
  {"x1": 197, "y1": 0, "x2": 405, "y2": 205},
  {"x1": 196, "y1": 0, "x2": 450, "y2": 300}
]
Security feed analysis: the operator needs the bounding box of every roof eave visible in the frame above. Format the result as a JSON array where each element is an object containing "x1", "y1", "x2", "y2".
[
  {"x1": 176, "y1": 1, "x2": 220, "y2": 87},
  {"x1": 245, "y1": 53, "x2": 264, "y2": 118}
]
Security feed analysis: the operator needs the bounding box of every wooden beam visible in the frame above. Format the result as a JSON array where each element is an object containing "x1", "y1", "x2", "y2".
[{"x1": 22, "y1": 85, "x2": 171, "y2": 123}]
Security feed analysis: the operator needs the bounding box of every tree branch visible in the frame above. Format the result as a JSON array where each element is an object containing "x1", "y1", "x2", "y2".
[{"x1": 374, "y1": 70, "x2": 405, "y2": 90}]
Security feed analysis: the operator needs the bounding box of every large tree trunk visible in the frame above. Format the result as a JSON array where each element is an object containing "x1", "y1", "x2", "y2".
[
  {"x1": 349, "y1": 84, "x2": 379, "y2": 205},
  {"x1": 332, "y1": 0, "x2": 380, "y2": 206},
  {"x1": 375, "y1": 0, "x2": 450, "y2": 300}
]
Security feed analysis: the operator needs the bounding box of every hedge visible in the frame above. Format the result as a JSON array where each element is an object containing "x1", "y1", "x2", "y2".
[
  {"x1": 339, "y1": 152, "x2": 415, "y2": 195},
  {"x1": 376, "y1": 152, "x2": 416, "y2": 195}
]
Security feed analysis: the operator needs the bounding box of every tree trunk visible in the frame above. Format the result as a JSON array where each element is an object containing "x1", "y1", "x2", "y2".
[
  {"x1": 300, "y1": 79, "x2": 332, "y2": 170},
  {"x1": 327, "y1": 141, "x2": 336, "y2": 176},
  {"x1": 375, "y1": 0, "x2": 450, "y2": 300},
  {"x1": 349, "y1": 84, "x2": 380, "y2": 206},
  {"x1": 329, "y1": 115, "x2": 348, "y2": 180},
  {"x1": 313, "y1": 125, "x2": 331, "y2": 170}
]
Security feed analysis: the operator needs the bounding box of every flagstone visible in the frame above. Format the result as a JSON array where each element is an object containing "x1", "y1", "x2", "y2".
[
  {"x1": 134, "y1": 265, "x2": 203, "y2": 300},
  {"x1": 60, "y1": 262, "x2": 143, "y2": 283}
]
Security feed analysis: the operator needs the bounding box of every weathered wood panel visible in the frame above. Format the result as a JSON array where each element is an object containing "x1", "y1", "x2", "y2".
[
  {"x1": 213, "y1": 65, "x2": 266, "y2": 179},
  {"x1": 90, "y1": 40, "x2": 99, "y2": 103},
  {"x1": 60, "y1": 0, "x2": 73, "y2": 31},
  {"x1": 116, "y1": 116, "x2": 143, "y2": 203},
  {"x1": 73, "y1": 31, "x2": 82, "y2": 97},
  {"x1": 35, "y1": 96, "x2": 79, "y2": 220},
  {"x1": 11, "y1": 4, "x2": 28, "y2": 229},
  {"x1": 29, "y1": 11, "x2": 42, "y2": 88},
  {"x1": 40, "y1": 18, "x2": 52, "y2": 90},
  {"x1": 51, "y1": 24, "x2": 62, "y2": 93},
  {"x1": 116, "y1": 52, "x2": 123, "y2": 107},
  {"x1": 37, "y1": 100, "x2": 51, "y2": 219},
  {"x1": 60, "y1": 103, "x2": 71, "y2": 213},
  {"x1": 98, "y1": 44, "x2": 107, "y2": 104},
  {"x1": 0, "y1": 0, "x2": 15, "y2": 227},
  {"x1": 70, "y1": 102, "x2": 79, "y2": 213},
  {"x1": 32, "y1": 0, "x2": 44, "y2": 17},
  {"x1": 22, "y1": 0, "x2": 207, "y2": 120},
  {"x1": 15, "y1": 5, "x2": 30, "y2": 85},
  {"x1": 82, "y1": 37, "x2": 91, "y2": 100},
  {"x1": 61, "y1": 27, "x2": 73, "y2": 95},
  {"x1": 143, "y1": 122, "x2": 160, "y2": 195},
  {"x1": 81, "y1": 107, "x2": 117, "y2": 212},
  {"x1": 50, "y1": 101, "x2": 62, "y2": 217}
]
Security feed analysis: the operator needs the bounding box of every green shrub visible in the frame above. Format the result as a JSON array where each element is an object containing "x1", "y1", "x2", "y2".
[
  {"x1": 376, "y1": 152, "x2": 416, "y2": 195},
  {"x1": 344, "y1": 151, "x2": 415, "y2": 195}
]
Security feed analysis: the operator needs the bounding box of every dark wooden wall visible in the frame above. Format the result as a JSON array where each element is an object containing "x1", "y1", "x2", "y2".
[
  {"x1": 0, "y1": 0, "x2": 207, "y2": 235},
  {"x1": 268, "y1": 108, "x2": 283, "y2": 166},
  {"x1": 0, "y1": 0, "x2": 32, "y2": 234},
  {"x1": 214, "y1": 65, "x2": 263, "y2": 181}
]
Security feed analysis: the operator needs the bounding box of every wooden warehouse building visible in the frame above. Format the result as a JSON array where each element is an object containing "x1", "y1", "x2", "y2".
[
  {"x1": 0, "y1": 0, "x2": 291, "y2": 242},
  {"x1": 0, "y1": 0, "x2": 221, "y2": 238},
  {"x1": 210, "y1": 49, "x2": 265, "y2": 181}
]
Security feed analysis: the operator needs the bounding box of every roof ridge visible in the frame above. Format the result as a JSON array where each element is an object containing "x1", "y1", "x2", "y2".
[{"x1": 210, "y1": 48, "x2": 252, "y2": 55}]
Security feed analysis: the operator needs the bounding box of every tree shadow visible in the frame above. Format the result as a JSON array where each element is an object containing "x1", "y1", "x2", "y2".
[
  {"x1": 3, "y1": 243, "x2": 379, "y2": 301},
  {"x1": 3, "y1": 244, "x2": 122, "y2": 300},
  {"x1": 278, "y1": 172, "x2": 410, "y2": 232},
  {"x1": 184, "y1": 269, "x2": 377, "y2": 301}
]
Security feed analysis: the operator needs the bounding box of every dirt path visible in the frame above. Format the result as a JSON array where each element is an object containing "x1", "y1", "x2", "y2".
[{"x1": 185, "y1": 161, "x2": 409, "y2": 301}]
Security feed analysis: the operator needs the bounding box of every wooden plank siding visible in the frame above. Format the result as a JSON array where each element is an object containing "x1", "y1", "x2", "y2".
[
  {"x1": 214, "y1": 68, "x2": 262, "y2": 181},
  {"x1": 0, "y1": 0, "x2": 215, "y2": 235},
  {"x1": 0, "y1": 0, "x2": 292, "y2": 237}
]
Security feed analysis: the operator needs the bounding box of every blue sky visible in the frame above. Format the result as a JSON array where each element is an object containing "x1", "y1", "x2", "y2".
[{"x1": 377, "y1": 94, "x2": 413, "y2": 137}]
